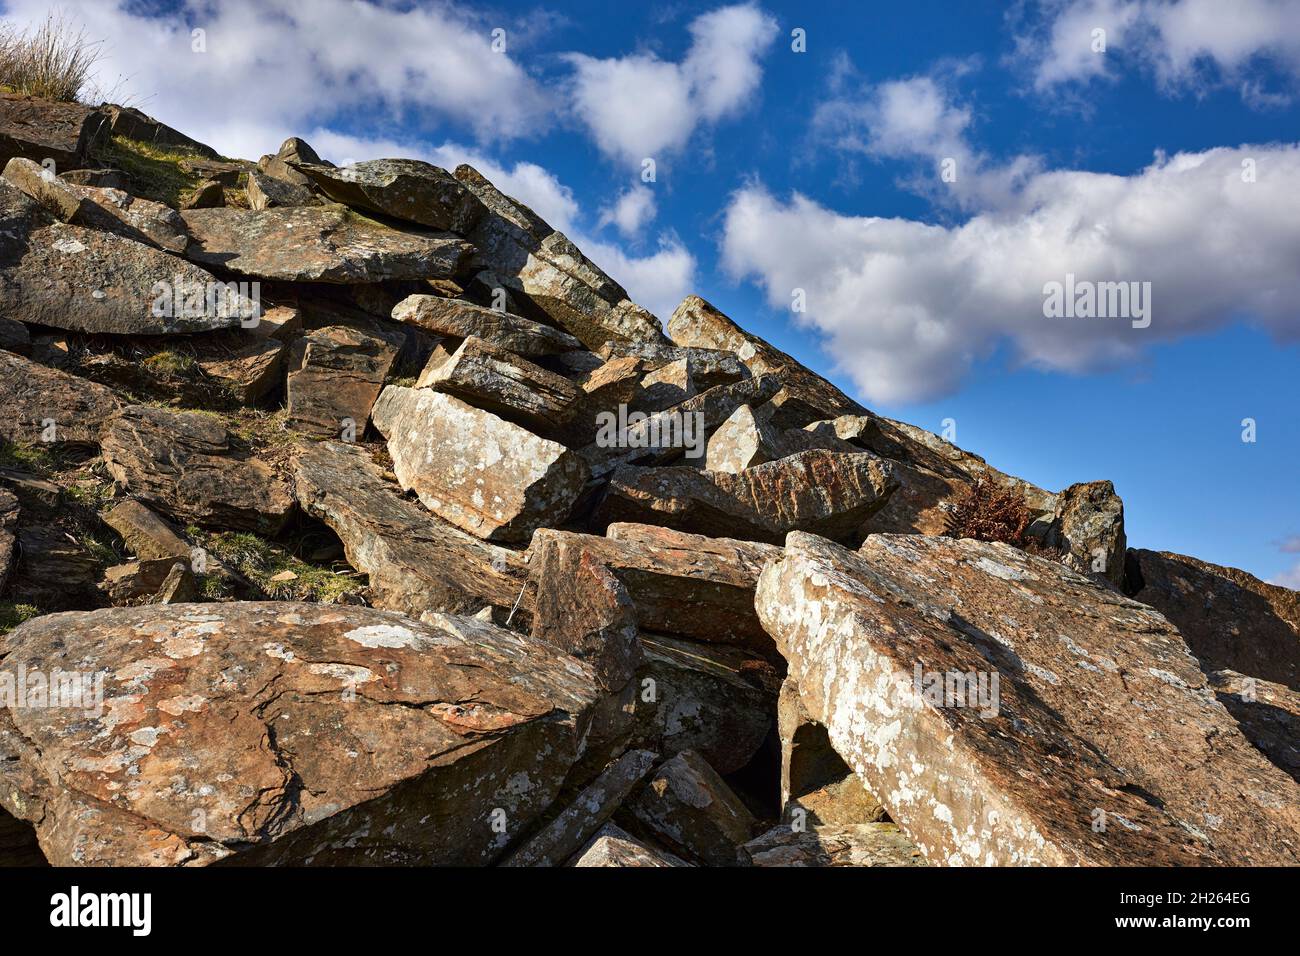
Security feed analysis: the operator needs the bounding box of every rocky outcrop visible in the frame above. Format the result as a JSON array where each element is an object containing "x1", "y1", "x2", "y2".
[
  {"x1": 1046, "y1": 480, "x2": 1126, "y2": 587},
  {"x1": 0, "y1": 94, "x2": 108, "y2": 169},
  {"x1": 0, "y1": 349, "x2": 123, "y2": 447},
  {"x1": 1209, "y1": 670, "x2": 1300, "y2": 783},
  {"x1": 756, "y1": 532, "x2": 1300, "y2": 865},
  {"x1": 293, "y1": 159, "x2": 486, "y2": 233},
  {"x1": 0, "y1": 602, "x2": 601, "y2": 865}
]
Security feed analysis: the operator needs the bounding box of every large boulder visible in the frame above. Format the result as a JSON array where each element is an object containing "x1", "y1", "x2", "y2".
[
  {"x1": 1045, "y1": 480, "x2": 1127, "y2": 587},
  {"x1": 625, "y1": 750, "x2": 756, "y2": 866},
  {"x1": 0, "y1": 602, "x2": 601, "y2": 865},
  {"x1": 100, "y1": 406, "x2": 294, "y2": 535},
  {"x1": 371, "y1": 386, "x2": 589, "y2": 543},
  {"x1": 181, "y1": 205, "x2": 471, "y2": 283},
  {"x1": 0, "y1": 94, "x2": 108, "y2": 170},
  {"x1": 392, "y1": 295, "x2": 582, "y2": 357},
  {"x1": 102, "y1": 104, "x2": 219, "y2": 159},
  {"x1": 1209, "y1": 670, "x2": 1300, "y2": 783},
  {"x1": 0, "y1": 349, "x2": 123, "y2": 447},
  {"x1": 293, "y1": 159, "x2": 487, "y2": 233},
  {"x1": 756, "y1": 531, "x2": 1300, "y2": 865}
]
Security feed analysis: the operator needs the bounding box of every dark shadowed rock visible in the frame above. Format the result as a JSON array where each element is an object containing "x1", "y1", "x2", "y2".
[
  {"x1": 393, "y1": 295, "x2": 582, "y2": 356},
  {"x1": 626, "y1": 751, "x2": 756, "y2": 866},
  {"x1": 259, "y1": 137, "x2": 330, "y2": 187},
  {"x1": 286, "y1": 324, "x2": 400, "y2": 437},
  {"x1": 744, "y1": 823, "x2": 925, "y2": 867},
  {"x1": 0, "y1": 489, "x2": 16, "y2": 595},
  {"x1": 0, "y1": 94, "x2": 108, "y2": 169},
  {"x1": 196, "y1": 337, "x2": 285, "y2": 405},
  {"x1": 0, "y1": 602, "x2": 601, "y2": 865},
  {"x1": 103, "y1": 104, "x2": 219, "y2": 159},
  {"x1": 181, "y1": 179, "x2": 225, "y2": 209},
  {"x1": 0, "y1": 317, "x2": 28, "y2": 354},
  {"x1": 294, "y1": 159, "x2": 487, "y2": 232},
  {"x1": 100, "y1": 406, "x2": 294, "y2": 535},
  {"x1": 1209, "y1": 670, "x2": 1300, "y2": 783},
  {"x1": 246, "y1": 169, "x2": 316, "y2": 210},
  {"x1": 0, "y1": 349, "x2": 122, "y2": 447},
  {"x1": 757, "y1": 531, "x2": 1300, "y2": 865}
]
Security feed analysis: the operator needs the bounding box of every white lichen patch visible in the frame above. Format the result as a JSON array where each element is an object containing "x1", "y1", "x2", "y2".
[{"x1": 343, "y1": 623, "x2": 422, "y2": 649}]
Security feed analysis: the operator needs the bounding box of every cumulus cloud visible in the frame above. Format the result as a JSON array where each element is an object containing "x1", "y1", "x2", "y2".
[
  {"x1": 1022, "y1": 0, "x2": 1300, "y2": 103},
  {"x1": 0, "y1": 0, "x2": 552, "y2": 160},
  {"x1": 721, "y1": 144, "x2": 1300, "y2": 404},
  {"x1": 598, "y1": 185, "x2": 658, "y2": 237},
  {"x1": 563, "y1": 3, "x2": 779, "y2": 165}
]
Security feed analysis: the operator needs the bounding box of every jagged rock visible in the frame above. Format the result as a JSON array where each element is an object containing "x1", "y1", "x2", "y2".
[
  {"x1": 1046, "y1": 480, "x2": 1126, "y2": 587},
  {"x1": 0, "y1": 349, "x2": 123, "y2": 447},
  {"x1": 416, "y1": 336, "x2": 581, "y2": 437},
  {"x1": 756, "y1": 531, "x2": 1300, "y2": 865},
  {"x1": 371, "y1": 386, "x2": 589, "y2": 543},
  {"x1": 103, "y1": 500, "x2": 190, "y2": 562},
  {"x1": 597, "y1": 449, "x2": 896, "y2": 545},
  {"x1": 102, "y1": 104, "x2": 219, "y2": 159},
  {"x1": 101, "y1": 557, "x2": 184, "y2": 603},
  {"x1": 393, "y1": 295, "x2": 582, "y2": 356},
  {"x1": 455, "y1": 164, "x2": 665, "y2": 349},
  {"x1": 181, "y1": 206, "x2": 471, "y2": 283},
  {"x1": 0, "y1": 602, "x2": 602, "y2": 865},
  {"x1": 1208, "y1": 670, "x2": 1300, "y2": 783},
  {"x1": 246, "y1": 169, "x2": 316, "y2": 210},
  {"x1": 0, "y1": 489, "x2": 16, "y2": 594},
  {"x1": 293, "y1": 441, "x2": 527, "y2": 617},
  {"x1": 1128, "y1": 549, "x2": 1300, "y2": 690},
  {"x1": 705, "y1": 403, "x2": 784, "y2": 473},
  {"x1": 637, "y1": 358, "x2": 695, "y2": 413},
  {"x1": 153, "y1": 562, "x2": 198, "y2": 604},
  {"x1": 181, "y1": 179, "x2": 225, "y2": 209},
  {"x1": 286, "y1": 324, "x2": 400, "y2": 437},
  {"x1": 668, "y1": 295, "x2": 865, "y2": 423},
  {"x1": 503, "y1": 750, "x2": 657, "y2": 867},
  {"x1": 0, "y1": 180, "x2": 248, "y2": 335},
  {"x1": 744, "y1": 823, "x2": 926, "y2": 867},
  {"x1": 626, "y1": 750, "x2": 756, "y2": 866},
  {"x1": 4, "y1": 157, "x2": 190, "y2": 253},
  {"x1": 100, "y1": 405, "x2": 294, "y2": 535},
  {"x1": 598, "y1": 340, "x2": 750, "y2": 391},
  {"x1": 195, "y1": 337, "x2": 285, "y2": 405},
  {"x1": 259, "y1": 137, "x2": 329, "y2": 187},
  {"x1": 293, "y1": 159, "x2": 487, "y2": 232},
  {"x1": 573, "y1": 823, "x2": 688, "y2": 867},
  {"x1": 0, "y1": 94, "x2": 108, "y2": 169},
  {"x1": 0, "y1": 317, "x2": 28, "y2": 354}
]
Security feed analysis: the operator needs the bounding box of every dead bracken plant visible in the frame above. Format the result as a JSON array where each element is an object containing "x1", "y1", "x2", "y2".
[
  {"x1": 944, "y1": 477, "x2": 1033, "y2": 547},
  {"x1": 0, "y1": 12, "x2": 102, "y2": 103}
]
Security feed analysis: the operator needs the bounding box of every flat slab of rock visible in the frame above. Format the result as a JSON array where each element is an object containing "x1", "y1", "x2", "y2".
[
  {"x1": 756, "y1": 531, "x2": 1300, "y2": 865},
  {"x1": 599, "y1": 340, "x2": 750, "y2": 391},
  {"x1": 745, "y1": 823, "x2": 926, "y2": 867},
  {"x1": 1129, "y1": 549, "x2": 1300, "y2": 690},
  {"x1": 104, "y1": 104, "x2": 219, "y2": 159},
  {"x1": 181, "y1": 205, "x2": 471, "y2": 283},
  {"x1": 573, "y1": 823, "x2": 688, "y2": 867},
  {"x1": 294, "y1": 441, "x2": 528, "y2": 617},
  {"x1": 393, "y1": 295, "x2": 582, "y2": 356},
  {"x1": 597, "y1": 449, "x2": 896, "y2": 545},
  {"x1": 286, "y1": 324, "x2": 400, "y2": 437},
  {"x1": 0, "y1": 94, "x2": 107, "y2": 169},
  {"x1": 0, "y1": 602, "x2": 600, "y2": 865},
  {"x1": 246, "y1": 169, "x2": 316, "y2": 210},
  {"x1": 101, "y1": 406, "x2": 294, "y2": 535},
  {"x1": 294, "y1": 159, "x2": 486, "y2": 232},
  {"x1": 372, "y1": 386, "x2": 589, "y2": 543},
  {"x1": 0, "y1": 349, "x2": 123, "y2": 447},
  {"x1": 103, "y1": 500, "x2": 191, "y2": 562},
  {"x1": 196, "y1": 337, "x2": 285, "y2": 405},
  {"x1": 626, "y1": 750, "x2": 756, "y2": 866}
]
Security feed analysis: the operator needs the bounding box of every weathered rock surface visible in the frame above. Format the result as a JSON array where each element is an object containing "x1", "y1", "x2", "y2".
[
  {"x1": 0, "y1": 602, "x2": 601, "y2": 865},
  {"x1": 598, "y1": 449, "x2": 896, "y2": 545},
  {"x1": 0, "y1": 316, "x2": 28, "y2": 353},
  {"x1": 1128, "y1": 549, "x2": 1300, "y2": 690},
  {"x1": 259, "y1": 136, "x2": 328, "y2": 187},
  {"x1": 1046, "y1": 480, "x2": 1126, "y2": 587},
  {"x1": 196, "y1": 337, "x2": 285, "y2": 405},
  {"x1": 757, "y1": 531, "x2": 1300, "y2": 865},
  {"x1": 372, "y1": 386, "x2": 589, "y2": 543},
  {"x1": 0, "y1": 94, "x2": 107, "y2": 169},
  {"x1": 0, "y1": 349, "x2": 123, "y2": 447},
  {"x1": 181, "y1": 206, "x2": 471, "y2": 283},
  {"x1": 101, "y1": 406, "x2": 294, "y2": 535},
  {"x1": 294, "y1": 159, "x2": 487, "y2": 232},
  {"x1": 393, "y1": 295, "x2": 582, "y2": 356},
  {"x1": 744, "y1": 823, "x2": 926, "y2": 867},
  {"x1": 1209, "y1": 670, "x2": 1300, "y2": 783},
  {"x1": 704, "y1": 403, "x2": 784, "y2": 473},
  {"x1": 103, "y1": 104, "x2": 219, "y2": 159},
  {"x1": 293, "y1": 441, "x2": 528, "y2": 617},
  {"x1": 246, "y1": 169, "x2": 316, "y2": 210},
  {"x1": 599, "y1": 340, "x2": 750, "y2": 391},
  {"x1": 286, "y1": 324, "x2": 400, "y2": 437},
  {"x1": 0, "y1": 488, "x2": 16, "y2": 594},
  {"x1": 626, "y1": 750, "x2": 756, "y2": 866},
  {"x1": 572, "y1": 823, "x2": 688, "y2": 867},
  {"x1": 636, "y1": 357, "x2": 696, "y2": 413},
  {"x1": 103, "y1": 500, "x2": 190, "y2": 562}
]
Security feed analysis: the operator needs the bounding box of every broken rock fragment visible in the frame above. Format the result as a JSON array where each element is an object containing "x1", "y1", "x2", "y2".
[
  {"x1": 573, "y1": 823, "x2": 689, "y2": 867},
  {"x1": 393, "y1": 294, "x2": 582, "y2": 356},
  {"x1": 286, "y1": 324, "x2": 400, "y2": 437},
  {"x1": 744, "y1": 823, "x2": 925, "y2": 867},
  {"x1": 626, "y1": 750, "x2": 756, "y2": 866},
  {"x1": 0, "y1": 93, "x2": 108, "y2": 169}
]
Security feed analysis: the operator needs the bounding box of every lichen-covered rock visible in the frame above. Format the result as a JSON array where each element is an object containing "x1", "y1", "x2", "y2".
[
  {"x1": 246, "y1": 169, "x2": 316, "y2": 210},
  {"x1": 293, "y1": 159, "x2": 487, "y2": 232},
  {"x1": 100, "y1": 406, "x2": 294, "y2": 535},
  {"x1": 704, "y1": 403, "x2": 784, "y2": 473},
  {"x1": 744, "y1": 823, "x2": 926, "y2": 867},
  {"x1": 572, "y1": 823, "x2": 688, "y2": 867},
  {"x1": 626, "y1": 750, "x2": 756, "y2": 866},
  {"x1": 1046, "y1": 480, "x2": 1127, "y2": 587},
  {"x1": 181, "y1": 205, "x2": 471, "y2": 283},
  {"x1": 286, "y1": 324, "x2": 400, "y2": 437},
  {"x1": 371, "y1": 386, "x2": 589, "y2": 543},
  {"x1": 293, "y1": 441, "x2": 528, "y2": 618},
  {"x1": 0, "y1": 349, "x2": 123, "y2": 447},
  {"x1": 756, "y1": 531, "x2": 1300, "y2": 865},
  {"x1": 597, "y1": 449, "x2": 896, "y2": 545},
  {"x1": 0, "y1": 602, "x2": 601, "y2": 865},
  {"x1": 392, "y1": 295, "x2": 582, "y2": 356},
  {"x1": 636, "y1": 357, "x2": 696, "y2": 413},
  {"x1": 259, "y1": 136, "x2": 329, "y2": 187},
  {"x1": 0, "y1": 93, "x2": 108, "y2": 169},
  {"x1": 599, "y1": 340, "x2": 750, "y2": 391}
]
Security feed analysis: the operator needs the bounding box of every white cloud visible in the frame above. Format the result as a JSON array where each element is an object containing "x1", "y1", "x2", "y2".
[
  {"x1": 1023, "y1": 0, "x2": 1300, "y2": 102},
  {"x1": 1, "y1": 0, "x2": 552, "y2": 160},
  {"x1": 563, "y1": 3, "x2": 778, "y2": 166},
  {"x1": 598, "y1": 185, "x2": 658, "y2": 237},
  {"x1": 1270, "y1": 562, "x2": 1300, "y2": 590},
  {"x1": 721, "y1": 144, "x2": 1300, "y2": 404}
]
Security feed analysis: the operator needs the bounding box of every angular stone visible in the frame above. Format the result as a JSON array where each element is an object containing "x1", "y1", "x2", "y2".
[
  {"x1": 598, "y1": 449, "x2": 896, "y2": 545},
  {"x1": 293, "y1": 441, "x2": 528, "y2": 617},
  {"x1": 1046, "y1": 480, "x2": 1126, "y2": 587},
  {"x1": 153, "y1": 562, "x2": 198, "y2": 604},
  {"x1": 294, "y1": 159, "x2": 486, "y2": 232},
  {"x1": 669, "y1": 295, "x2": 865, "y2": 422},
  {"x1": 393, "y1": 295, "x2": 582, "y2": 356},
  {"x1": 59, "y1": 168, "x2": 128, "y2": 189},
  {"x1": 371, "y1": 386, "x2": 589, "y2": 543},
  {"x1": 705, "y1": 403, "x2": 784, "y2": 473},
  {"x1": 101, "y1": 557, "x2": 183, "y2": 603},
  {"x1": 745, "y1": 823, "x2": 926, "y2": 867},
  {"x1": 246, "y1": 169, "x2": 316, "y2": 210},
  {"x1": 503, "y1": 749, "x2": 657, "y2": 867},
  {"x1": 599, "y1": 340, "x2": 749, "y2": 391},
  {"x1": 0, "y1": 489, "x2": 16, "y2": 595},
  {"x1": 0, "y1": 349, "x2": 123, "y2": 447},
  {"x1": 246, "y1": 304, "x2": 302, "y2": 341},
  {"x1": 1128, "y1": 549, "x2": 1300, "y2": 690},
  {"x1": 637, "y1": 357, "x2": 696, "y2": 413},
  {"x1": 286, "y1": 325, "x2": 400, "y2": 437},
  {"x1": 196, "y1": 337, "x2": 285, "y2": 405},
  {"x1": 181, "y1": 205, "x2": 471, "y2": 282},
  {"x1": 103, "y1": 500, "x2": 190, "y2": 562},
  {"x1": 0, "y1": 180, "x2": 246, "y2": 335},
  {"x1": 101, "y1": 406, "x2": 294, "y2": 535},
  {"x1": 416, "y1": 336, "x2": 581, "y2": 437},
  {"x1": 103, "y1": 104, "x2": 220, "y2": 159},
  {"x1": 756, "y1": 531, "x2": 1300, "y2": 865},
  {"x1": 626, "y1": 750, "x2": 756, "y2": 866},
  {"x1": 1208, "y1": 670, "x2": 1300, "y2": 784},
  {"x1": 0, "y1": 94, "x2": 108, "y2": 169},
  {"x1": 9, "y1": 526, "x2": 101, "y2": 611},
  {"x1": 260, "y1": 137, "x2": 329, "y2": 187},
  {"x1": 573, "y1": 823, "x2": 688, "y2": 867},
  {"x1": 0, "y1": 602, "x2": 601, "y2": 865}
]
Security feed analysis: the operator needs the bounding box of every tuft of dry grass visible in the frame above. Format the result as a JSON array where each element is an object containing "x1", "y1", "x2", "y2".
[
  {"x1": 945, "y1": 478, "x2": 1033, "y2": 547},
  {"x1": 0, "y1": 12, "x2": 102, "y2": 102}
]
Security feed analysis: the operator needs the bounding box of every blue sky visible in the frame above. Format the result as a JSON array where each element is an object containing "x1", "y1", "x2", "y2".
[{"x1": 6, "y1": 0, "x2": 1297, "y2": 582}]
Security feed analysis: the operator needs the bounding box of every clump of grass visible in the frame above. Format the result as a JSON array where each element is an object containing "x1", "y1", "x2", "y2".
[
  {"x1": 0, "y1": 439, "x2": 59, "y2": 475},
  {"x1": 92, "y1": 136, "x2": 203, "y2": 206},
  {"x1": 196, "y1": 530, "x2": 365, "y2": 603},
  {"x1": 142, "y1": 349, "x2": 197, "y2": 378},
  {"x1": 945, "y1": 478, "x2": 1032, "y2": 547},
  {"x1": 0, "y1": 13, "x2": 101, "y2": 102},
  {"x1": 0, "y1": 602, "x2": 40, "y2": 635}
]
